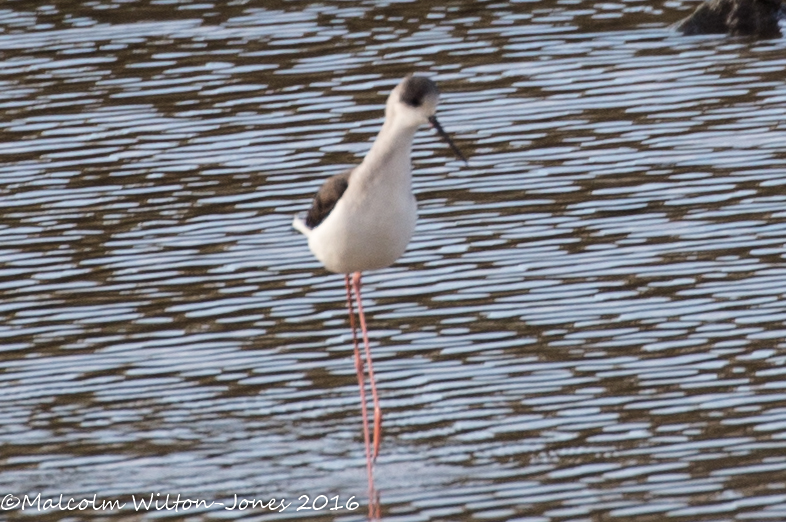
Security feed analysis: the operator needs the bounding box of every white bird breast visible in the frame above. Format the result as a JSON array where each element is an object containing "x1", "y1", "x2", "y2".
[{"x1": 307, "y1": 181, "x2": 418, "y2": 274}]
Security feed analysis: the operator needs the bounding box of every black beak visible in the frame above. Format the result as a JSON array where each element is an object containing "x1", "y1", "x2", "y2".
[{"x1": 428, "y1": 115, "x2": 468, "y2": 165}]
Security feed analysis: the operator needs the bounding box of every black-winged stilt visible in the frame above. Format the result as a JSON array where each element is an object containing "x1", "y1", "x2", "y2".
[{"x1": 293, "y1": 75, "x2": 466, "y2": 487}]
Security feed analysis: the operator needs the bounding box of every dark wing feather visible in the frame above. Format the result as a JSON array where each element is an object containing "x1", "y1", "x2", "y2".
[{"x1": 305, "y1": 169, "x2": 351, "y2": 229}]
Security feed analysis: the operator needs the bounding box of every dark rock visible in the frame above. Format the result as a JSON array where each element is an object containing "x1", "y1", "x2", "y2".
[{"x1": 675, "y1": 0, "x2": 782, "y2": 38}]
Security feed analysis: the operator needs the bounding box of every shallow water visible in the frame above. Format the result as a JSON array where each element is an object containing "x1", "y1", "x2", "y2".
[{"x1": 2, "y1": 0, "x2": 786, "y2": 520}]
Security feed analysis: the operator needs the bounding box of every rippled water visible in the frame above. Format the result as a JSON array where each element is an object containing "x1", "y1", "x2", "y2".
[{"x1": 2, "y1": 0, "x2": 786, "y2": 520}]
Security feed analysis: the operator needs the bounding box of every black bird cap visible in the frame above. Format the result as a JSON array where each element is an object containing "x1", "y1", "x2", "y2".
[{"x1": 399, "y1": 76, "x2": 439, "y2": 108}]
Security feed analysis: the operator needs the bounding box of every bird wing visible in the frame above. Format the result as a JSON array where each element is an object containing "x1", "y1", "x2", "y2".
[{"x1": 304, "y1": 169, "x2": 351, "y2": 229}]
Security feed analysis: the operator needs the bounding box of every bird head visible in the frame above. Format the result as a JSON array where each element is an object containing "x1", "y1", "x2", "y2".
[{"x1": 386, "y1": 75, "x2": 467, "y2": 164}]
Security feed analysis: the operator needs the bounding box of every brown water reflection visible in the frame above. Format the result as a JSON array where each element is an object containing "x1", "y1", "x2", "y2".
[{"x1": 2, "y1": 1, "x2": 786, "y2": 521}]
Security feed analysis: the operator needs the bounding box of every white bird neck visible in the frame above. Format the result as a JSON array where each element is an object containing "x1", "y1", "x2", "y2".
[{"x1": 353, "y1": 117, "x2": 418, "y2": 188}]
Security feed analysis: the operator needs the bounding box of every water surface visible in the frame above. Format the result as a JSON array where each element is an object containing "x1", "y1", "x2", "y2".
[{"x1": 2, "y1": 1, "x2": 786, "y2": 520}]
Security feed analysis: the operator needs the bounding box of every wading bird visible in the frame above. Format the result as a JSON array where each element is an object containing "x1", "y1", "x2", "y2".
[{"x1": 293, "y1": 75, "x2": 466, "y2": 483}]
